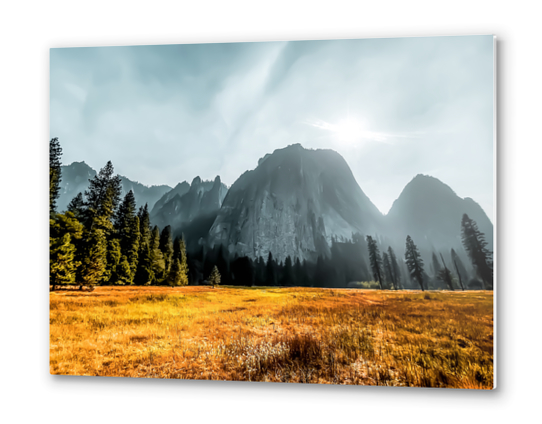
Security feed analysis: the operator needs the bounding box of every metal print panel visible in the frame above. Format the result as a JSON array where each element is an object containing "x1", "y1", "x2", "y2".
[{"x1": 49, "y1": 35, "x2": 495, "y2": 388}]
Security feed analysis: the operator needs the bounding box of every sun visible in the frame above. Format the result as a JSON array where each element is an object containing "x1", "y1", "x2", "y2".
[
  {"x1": 334, "y1": 117, "x2": 368, "y2": 144},
  {"x1": 306, "y1": 116, "x2": 389, "y2": 144}
]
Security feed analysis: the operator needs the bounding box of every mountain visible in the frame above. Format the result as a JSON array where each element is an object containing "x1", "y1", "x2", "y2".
[
  {"x1": 57, "y1": 162, "x2": 96, "y2": 212},
  {"x1": 57, "y1": 162, "x2": 172, "y2": 212},
  {"x1": 385, "y1": 174, "x2": 493, "y2": 259},
  {"x1": 149, "y1": 181, "x2": 191, "y2": 216},
  {"x1": 150, "y1": 176, "x2": 228, "y2": 230},
  {"x1": 207, "y1": 144, "x2": 384, "y2": 262}
]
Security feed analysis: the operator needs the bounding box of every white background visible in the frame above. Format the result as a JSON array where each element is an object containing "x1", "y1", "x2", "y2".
[{"x1": 1, "y1": 0, "x2": 540, "y2": 422}]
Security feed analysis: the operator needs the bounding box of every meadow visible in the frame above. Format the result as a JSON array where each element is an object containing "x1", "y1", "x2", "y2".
[{"x1": 50, "y1": 286, "x2": 494, "y2": 389}]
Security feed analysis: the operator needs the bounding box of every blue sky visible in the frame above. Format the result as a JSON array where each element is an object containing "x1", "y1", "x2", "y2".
[{"x1": 50, "y1": 35, "x2": 494, "y2": 219}]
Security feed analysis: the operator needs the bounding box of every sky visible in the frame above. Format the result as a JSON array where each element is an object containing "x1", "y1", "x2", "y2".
[{"x1": 50, "y1": 35, "x2": 494, "y2": 220}]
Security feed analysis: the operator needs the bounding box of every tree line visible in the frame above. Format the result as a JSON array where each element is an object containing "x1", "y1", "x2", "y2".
[
  {"x1": 50, "y1": 138, "x2": 189, "y2": 287},
  {"x1": 50, "y1": 138, "x2": 493, "y2": 290},
  {"x1": 365, "y1": 216, "x2": 493, "y2": 291}
]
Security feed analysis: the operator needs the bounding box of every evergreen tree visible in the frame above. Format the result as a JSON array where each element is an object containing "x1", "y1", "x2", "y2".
[
  {"x1": 49, "y1": 137, "x2": 62, "y2": 215},
  {"x1": 451, "y1": 248, "x2": 466, "y2": 291},
  {"x1": 149, "y1": 226, "x2": 166, "y2": 283},
  {"x1": 50, "y1": 211, "x2": 85, "y2": 241},
  {"x1": 125, "y1": 216, "x2": 140, "y2": 283},
  {"x1": 103, "y1": 238, "x2": 121, "y2": 284},
  {"x1": 67, "y1": 192, "x2": 85, "y2": 220},
  {"x1": 177, "y1": 236, "x2": 189, "y2": 286},
  {"x1": 168, "y1": 258, "x2": 188, "y2": 286},
  {"x1": 159, "y1": 225, "x2": 174, "y2": 274},
  {"x1": 282, "y1": 256, "x2": 294, "y2": 286},
  {"x1": 115, "y1": 191, "x2": 137, "y2": 233},
  {"x1": 78, "y1": 161, "x2": 122, "y2": 285},
  {"x1": 80, "y1": 228, "x2": 107, "y2": 286},
  {"x1": 405, "y1": 235, "x2": 425, "y2": 291},
  {"x1": 173, "y1": 237, "x2": 182, "y2": 261},
  {"x1": 50, "y1": 211, "x2": 84, "y2": 286},
  {"x1": 294, "y1": 257, "x2": 302, "y2": 287},
  {"x1": 83, "y1": 161, "x2": 122, "y2": 232},
  {"x1": 209, "y1": 265, "x2": 221, "y2": 287},
  {"x1": 137, "y1": 204, "x2": 151, "y2": 245},
  {"x1": 314, "y1": 256, "x2": 326, "y2": 287},
  {"x1": 50, "y1": 233, "x2": 78, "y2": 286},
  {"x1": 461, "y1": 214, "x2": 493, "y2": 289},
  {"x1": 431, "y1": 252, "x2": 442, "y2": 279},
  {"x1": 437, "y1": 253, "x2": 455, "y2": 291},
  {"x1": 366, "y1": 235, "x2": 383, "y2": 289},
  {"x1": 255, "y1": 256, "x2": 266, "y2": 286},
  {"x1": 116, "y1": 256, "x2": 132, "y2": 285},
  {"x1": 388, "y1": 246, "x2": 402, "y2": 290},
  {"x1": 382, "y1": 252, "x2": 395, "y2": 290},
  {"x1": 134, "y1": 241, "x2": 154, "y2": 285},
  {"x1": 266, "y1": 252, "x2": 277, "y2": 286}
]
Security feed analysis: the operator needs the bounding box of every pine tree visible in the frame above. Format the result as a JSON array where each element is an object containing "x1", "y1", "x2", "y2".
[
  {"x1": 67, "y1": 192, "x2": 85, "y2": 220},
  {"x1": 50, "y1": 233, "x2": 78, "y2": 286},
  {"x1": 114, "y1": 191, "x2": 139, "y2": 284},
  {"x1": 173, "y1": 236, "x2": 182, "y2": 261},
  {"x1": 255, "y1": 256, "x2": 266, "y2": 286},
  {"x1": 149, "y1": 226, "x2": 166, "y2": 284},
  {"x1": 49, "y1": 137, "x2": 62, "y2": 215},
  {"x1": 209, "y1": 265, "x2": 221, "y2": 287},
  {"x1": 126, "y1": 216, "x2": 140, "y2": 283},
  {"x1": 137, "y1": 204, "x2": 151, "y2": 245},
  {"x1": 159, "y1": 226, "x2": 174, "y2": 274},
  {"x1": 405, "y1": 235, "x2": 425, "y2": 291},
  {"x1": 294, "y1": 257, "x2": 302, "y2": 287},
  {"x1": 115, "y1": 191, "x2": 137, "y2": 234},
  {"x1": 168, "y1": 258, "x2": 186, "y2": 286},
  {"x1": 461, "y1": 214, "x2": 493, "y2": 289},
  {"x1": 83, "y1": 161, "x2": 122, "y2": 233},
  {"x1": 314, "y1": 256, "x2": 326, "y2": 287},
  {"x1": 78, "y1": 161, "x2": 122, "y2": 285},
  {"x1": 116, "y1": 256, "x2": 132, "y2": 285},
  {"x1": 134, "y1": 241, "x2": 154, "y2": 285},
  {"x1": 366, "y1": 235, "x2": 383, "y2": 289},
  {"x1": 103, "y1": 238, "x2": 122, "y2": 284},
  {"x1": 283, "y1": 256, "x2": 294, "y2": 286},
  {"x1": 431, "y1": 252, "x2": 442, "y2": 279},
  {"x1": 172, "y1": 237, "x2": 189, "y2": 286},
  {"x1": 266, "y1": 252, "x2": 276, "y2": 286},
  {"x1": 80, "y1": 228, "x2": 107, "y2": 286},
  {"x1": 451, "y1": 248, "x2": 466, "y2": 291},
  {"x1": 437, "y1": 252, "x2": 455, "y2": 291},
  {"x1": 382, "y1": 252, "x2": 395, "y2": 290},
  {"x1": 388, "y1": 246, "x2": 402, "y2": 290},
  {"x1": 50, "y1": 212, "x2": 84, "y2": 286}
]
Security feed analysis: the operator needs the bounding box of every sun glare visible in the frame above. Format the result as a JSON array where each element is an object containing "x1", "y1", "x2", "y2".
[
  {"x1": 334, "y1": 118, "x2": 368, "y2": 144},
  {"x1": 307, "y1": 116, "x2": 389, "y2": 145}
]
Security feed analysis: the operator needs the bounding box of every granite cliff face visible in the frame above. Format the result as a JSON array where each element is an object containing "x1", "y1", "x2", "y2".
[
  {"x1": 150, "y1": 176, "x2": 228, "y2": 230},
  {"x1": 207, "y1": 144, "x2": 384, "y2": 262}
]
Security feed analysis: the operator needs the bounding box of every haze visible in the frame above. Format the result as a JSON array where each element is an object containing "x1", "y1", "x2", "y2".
[{"x1": 50, "y1": 35, "x2": 494, "y2": 219}]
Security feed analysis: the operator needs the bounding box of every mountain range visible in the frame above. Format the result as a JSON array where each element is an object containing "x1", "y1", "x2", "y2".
[
  {"x1": 58, "y1": 145, "x2": 493, "y2": 266},
  {"x1": 57, "y1": 161, "x2": 172, "y2": 212}
]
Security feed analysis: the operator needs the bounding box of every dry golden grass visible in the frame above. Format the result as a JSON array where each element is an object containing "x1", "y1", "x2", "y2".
[{"x1": 50, "y1": 286, "x2": 493, "y2": 389}]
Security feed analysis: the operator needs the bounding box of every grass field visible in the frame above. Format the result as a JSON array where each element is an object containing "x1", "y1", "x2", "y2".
[{"x1": 50, "y1": 286, "x2": 494, "y2": 389}]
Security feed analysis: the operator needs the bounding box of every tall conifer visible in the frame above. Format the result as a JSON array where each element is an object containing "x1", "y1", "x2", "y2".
[{"x1": 405, "y1": 235, "x2": 425, "y2": 291}]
